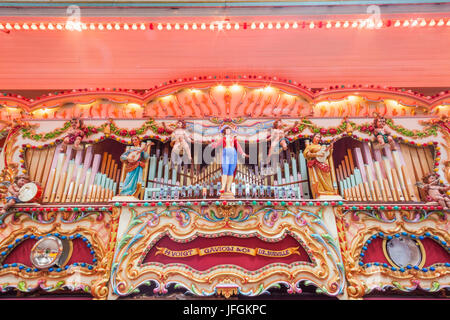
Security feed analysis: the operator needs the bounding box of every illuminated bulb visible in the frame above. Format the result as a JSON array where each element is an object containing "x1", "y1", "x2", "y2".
[
  {"x1": 115, "y1": 23, "x2": 121, "y2": 30},
  {"x1": 251, "y1": 22, "x2": 256, "y2": 29},
  {"x1": 81, "y1": 23, "x2": 87, "y2": 30},
  {"x1": 98, "y1": 23, "x2": 104, "y2": 30},
  {"x1": 326, "y1": 21, "x2": 332, "y2": 28},
  {"x1": 140, "y1": 23, "x2": 146, "y2": 30},
  {"x1": 14, "y1": 23, "x2": 21, "y2": 30},
  {"x1": 217, "y1": 23, "x2": 223, "y2": 30},
  {"x1": 89, "y1": 23, "x2": 96, "y2": 30},
  {"x1": 437, "y1": 19, "x2": 444, "y2": 26},
  {"x1": 22, "y1": 23, "x2": 29, "y2": 30},
  {"x1": 377, "y1": 20, "x2": 383, "y2": 28},
  {"x1": 394, "y1": 20, "x2": 401, "y2": 27},
  {"x1": 292, "y1": 22, "x2": 298, "y2": 29},
  {"x1": 429, "y1": 19, "x2": 436, "y2": 26},
  {"x1": 31, "y1": 24, "x2": 37, "y2": 30},
  {"x1": 268, "y1": 22, "x2": 273, "y2": 29},
  {"x1": 201, "y1": 23, "x2": 206, "y2": 30},
  {"x1": 184, "y1": 23, "x2": 189, "y2": 30},
  {"x1": 175, "y1": 23, "x2": 180, "y2": 30},
  {"x1": 216, "y1": 85, "x2": 225, "y2": 91},
  {"x1": 131, "y1": 23, "x2": 137, "y2": 30},
  {"x1": 259, "y1": 22, "x2": 264, "y2": 29},
  {"x1": 5, "y1": 23, "x2": 12, "y2": 30},
  {"x1": 447, "y1": 20, "x2": 450, "y2": 26},
  {"x1": 209, "y1": 23, "x2": 214, "y2": 30},
  {"x1": 106, "y1": 23, "x2": 112, "y2": 30},
  {"x1": 0, "y1": 24, "x2": 4, "y2": 30},
  {"x1": 403, "y1": 20, "x2": 410, "y2": 27},
  {"x1": 352, "y1": 21, "x2": 358, "y2": 28},
  {"x1": 124, "y1": 23, "x2": 129, "y2": 30},
  {"x1": 166, "y1": 23, "x2": 172, "y2": 30},
  {"x1": 234, "y1": 23, "x2": 239, "y2": 30},
  {"x1": 39, "y1": 23, "x2": 46, "y2": 30},
  {"x1": 231, "y1": 84, "x2": 241, "y2": 91},
  {"x1": 335, "y1": 21, "x2": 341, "y2": 28},
  {"x1": 420, "y1": 19, "x2": 427, "y2": 27},
  {"x1": 284, "y1": 22, "x2": 289, "y2": 29},
  {"x1": 157, "y1": 23, "x2": 163, "y2": 30},
  {"x1": 367, "y1": 20, "x2": 375, "y2": 29},
  {"x1": 343, "y1": 21, "x2": 349, "y2": 28},
  {"x1": 411, "y1": 20, "x2": 418, "y2": 27},
  {"x1": 309, "y1": 22, "x2": 314, "y2": 29},
  {"x1": 276, "y1": 22, "x2": 281, "y2": 29},
  {"x1": 56, "y1": 24, "x2": 63, "y2": 30},
  {"x1": 226, "y1": 23, "x2": 231, "y2": 30},
  {"x1": 192, "y1": 23, "x2": 198, "y2": 30}
]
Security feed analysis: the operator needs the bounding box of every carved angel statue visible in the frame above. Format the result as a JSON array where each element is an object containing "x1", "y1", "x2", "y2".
[
  {"x1": 163, "y1": 120, "x2": 193, "y2": 165},
  {"x1": 267, "y1": 119, "x2": 299, "y2": 158},
  {"x1": 371, "y1": 113, "x2": 396, "y2": 150},
  {"x1": 61, "y1": 117, "x2": 88, "y2": 152},
  {"x1": 416, "y1": 173, "x2": 450, "y2": 209}
]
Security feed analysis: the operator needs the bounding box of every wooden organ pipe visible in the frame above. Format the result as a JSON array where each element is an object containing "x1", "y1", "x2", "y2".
[{"x1": 27, "y1": 144, "x2": 120, "y2": 204}]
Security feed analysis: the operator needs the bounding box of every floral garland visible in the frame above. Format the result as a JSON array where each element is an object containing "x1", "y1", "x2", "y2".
[
  {"x1": 17, "y1": 117, "x2": 440, "y2": 143},
  {"x1": 19, "y1": 119, "x2": 170, "y2": 142},
  {"x1": 289, "y1": 119, "x2": 439, "y2": 138}
]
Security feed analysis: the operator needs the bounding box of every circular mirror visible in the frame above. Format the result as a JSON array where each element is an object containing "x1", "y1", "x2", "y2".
[
  {"x1": 384, "y1": 235, "x2": 423, "y2": 268},
  {"x1": 30, "y1": 236, "x2": 63, "y2": 269}
]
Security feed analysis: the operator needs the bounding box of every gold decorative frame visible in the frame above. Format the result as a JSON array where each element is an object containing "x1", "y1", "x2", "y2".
[{"x1": 108, "y1": 205, "x2": 346, "y2": 299}]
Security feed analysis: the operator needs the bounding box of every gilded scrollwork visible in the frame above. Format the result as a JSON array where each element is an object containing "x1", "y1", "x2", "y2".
[
  {"x1": 108, "y1": 205, "x2": 346, "y2": 299},
  {"x1": 336, "y1": 207, "x2": 449, "y2": 299},
  {"x1": 0, "y1": 210, "x2": 114, "y2": 299}
]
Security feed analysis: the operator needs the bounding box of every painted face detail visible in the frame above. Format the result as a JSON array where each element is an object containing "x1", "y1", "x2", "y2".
[
  {"x1": 313, "y1": 134, "x2": 321, "y2": 144},
  {"x1": 17, "y1": 178, "x2": 28, "y2": 187},
  {"x1": 132, "y1": 136, "x2": 140, "y2": 146}
]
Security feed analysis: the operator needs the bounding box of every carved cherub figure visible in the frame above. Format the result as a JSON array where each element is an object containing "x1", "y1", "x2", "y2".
[
  {"x1": 163, "y1": 120, "x2": 192, "y2": 165},
  {"x1": 0, "y1": 174, "x2": 30, "y2": 215},
  {"x1": 372, "y1": 113, "x2": 396, "y2": 150},
  {"x1": 62, "y1": 118, "x2": 87, "y2": 152},
  {"x1": 418, "y1": 173, "x2": 450, "y2": 209},
  {"x1": 267, "y1": 119, "x2": 299, "y2": 158}
]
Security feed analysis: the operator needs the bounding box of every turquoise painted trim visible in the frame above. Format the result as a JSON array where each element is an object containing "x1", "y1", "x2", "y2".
[{"x1": 1, "y1": 1, "x2": 450, "y2": 8}]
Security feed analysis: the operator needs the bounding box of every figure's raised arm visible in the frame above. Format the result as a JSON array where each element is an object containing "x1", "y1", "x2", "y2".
[
  {"x1": 283, "y1": 121, "x2": 299, "y2": 133},
  {"x1": 162, "y1": 122, "x2": 173, "y2": 134}
]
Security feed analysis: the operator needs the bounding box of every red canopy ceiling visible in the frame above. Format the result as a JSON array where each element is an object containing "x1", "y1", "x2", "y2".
[{"x1": 0, "y1": 14, "x2": 449, "y2": 91}]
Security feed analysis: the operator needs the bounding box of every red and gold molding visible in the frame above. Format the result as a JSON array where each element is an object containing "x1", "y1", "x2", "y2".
[
  {"x1": 0, "y1": 76, "x2": 449, "y2": 120},
  {"x1": 108, "y1": 205, "x2": 346, "y2": 299},
  {"x1": 335, "y1": 207, "x2": 450, "y2": 299},
  {"x1": 0, "y1": 207, "x2": 114, "y2": 298}
]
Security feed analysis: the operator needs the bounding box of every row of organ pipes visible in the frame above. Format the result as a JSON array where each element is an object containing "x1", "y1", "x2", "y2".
[
  {"x1": 142, "y1": 143, "x2": 311, "y2": 200},
  {"x1": 24, "y1": 136, "x2": 434, "y2": 203},
  {"x1": 335, "y1": 140, "x2": 434, "y2": 202},
  {"x1": 26, "y1": 145, "x2": 120, "y2": 203}
]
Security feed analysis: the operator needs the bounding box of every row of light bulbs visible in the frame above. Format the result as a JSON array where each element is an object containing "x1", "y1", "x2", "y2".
[{"x1": 0, "y1": 18, "x2": 449, "y2": 32}]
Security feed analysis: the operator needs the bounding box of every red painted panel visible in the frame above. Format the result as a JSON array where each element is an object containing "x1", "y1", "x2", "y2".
[
  {"x1": 3, "y1": 239, "x2": 38, "y2": 266},
  {"x1": 142, "y1": 235, "x2": 311, "y2": 271},
  {"x1": 422, "y1": 238, "x2": 450, "y2": 267}
]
